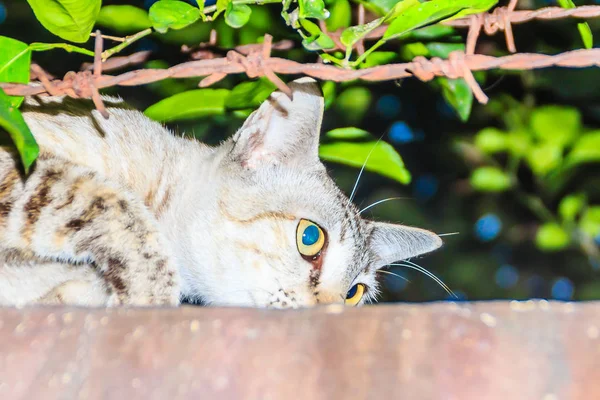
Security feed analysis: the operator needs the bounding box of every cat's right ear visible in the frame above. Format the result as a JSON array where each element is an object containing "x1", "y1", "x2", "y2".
[{"x1": 230, "y1": 77, "x2": 324, "y2": 169}]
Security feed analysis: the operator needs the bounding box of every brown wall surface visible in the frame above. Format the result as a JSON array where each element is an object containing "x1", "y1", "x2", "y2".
[{"x1": 0, "y1": 300, "x2": 599, "y2": 400}]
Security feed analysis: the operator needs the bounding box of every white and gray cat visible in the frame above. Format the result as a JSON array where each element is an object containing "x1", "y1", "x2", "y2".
[{"x1": 0, "y1": 78, "x2": 442, "y2": 308}]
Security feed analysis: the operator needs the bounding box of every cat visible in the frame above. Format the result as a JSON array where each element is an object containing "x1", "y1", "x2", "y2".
[{"x1": 0, "y1": 77, "x2": 442, "y2": 308}]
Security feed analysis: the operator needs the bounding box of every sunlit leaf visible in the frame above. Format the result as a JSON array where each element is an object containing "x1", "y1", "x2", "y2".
[
  {"x1": 0, "y1": 36, "x2": 31, "y2": 108},
  {"x1": 299, "y1": 0, "x2": 330, "y2": 20},
  {"x1": 383, "y1": 0, "x2": 497, "y2": 41},
  {"x1": 360, "y1": 51, "x2": 398, "y2": 68},
  {"x1": 506, "y1": 129, "x2": 531, "y2": 158},
  {"x1": 580, "y1": 206, "x2": 600, "y2": 237},
  {"x1": 96, "y1": 5, "x2": 152, "y2": 34},
  {"x1": 0, "y1": 88, "x2": 39, "y2": 173},
  {"x1": 535, "y1": 222, "x2": 571, "y2": 252},
  {"x1": 566, "y1": 131, "x2": 600, "y2": 167},
  {"x1": 335, "y1": 86, "x2": 371, "y2": 124},
  {"x1": 321, "y1": 81, "x2": 336, "y2": 109},
  {"x1": 26, "y1": 0, "x2": 101, "y2": 43},
  {"x1": 225, "y1": 3, "x2": 252, "y2": 28},
  {"x1": 144, "y1": 89, "x2": 230, "y2": 122},
  {"x1": 559, "y1": 193, "x2": 587, "y2": 223},
  {"x1": 526, "y1": 143, "x2": 562, "y2": 176},
  {"x1": 326, "y1": 0, "x2": 351, "y2": 31},
  {"x1": 439, "y1": 77, "x2": 473, "y2": 122},
  {"x1": 325, "y1": 127, "x2": 370, "y2": 140},
  {"x1": 470, "y1": 166, "x2": 512, "y2": 192},
  {"x1": 149, "y1": 0, "x2": 201, "y2": 34},
  {"x1": 225, "y1": 79, "x2": 276, "y2": 109},
  {"x1": 530, "y1": 105, "x2": 581, "y2": 148},
  {"x1": 558, "y1": 0, "x2": 593, "y2": 49},
  {"x1": 319, "y1": 140, "x2": 411, "y2": 184},
  {"x1": 474, "y1": 127, "x2": 508, "y2": 154},
  {"x1": 340, "y1": 17, "x2": 383, "y2": 48}
]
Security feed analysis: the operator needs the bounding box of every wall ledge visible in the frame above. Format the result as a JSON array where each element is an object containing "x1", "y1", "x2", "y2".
[{"x1": 0, "y1": 300, "x2": 599, "y2": 399}]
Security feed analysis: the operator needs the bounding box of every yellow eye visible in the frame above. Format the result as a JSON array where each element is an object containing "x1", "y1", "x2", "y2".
[
  {"x1": 296, "y1": 219, "x2": 325, "y2": 258},
  {"x1": 345, "y1": 283, "x2": 365, "y2": 306}
]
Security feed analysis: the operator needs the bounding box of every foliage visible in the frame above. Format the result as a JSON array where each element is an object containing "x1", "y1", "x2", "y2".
[{"x1": 0, "y1": 0, "x2": 599, "y2": 302}]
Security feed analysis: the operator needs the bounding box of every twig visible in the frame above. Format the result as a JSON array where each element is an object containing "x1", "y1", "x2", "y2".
[{"x1": 100, "y1": 28, "x2": 153, "y2": 62}]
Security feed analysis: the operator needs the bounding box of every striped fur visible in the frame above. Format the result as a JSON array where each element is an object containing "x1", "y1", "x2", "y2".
[{"x1": 0, "y1": 79, "x2": 442, "y2": 308}]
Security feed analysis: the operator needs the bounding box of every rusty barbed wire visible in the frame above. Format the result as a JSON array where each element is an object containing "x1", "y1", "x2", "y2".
[
  {"x1": 344, "y1": 4, "x2": 600, "y2": 54},
  {"x1": 1, "y1": 3, "x2": 599, "y2": 118}
]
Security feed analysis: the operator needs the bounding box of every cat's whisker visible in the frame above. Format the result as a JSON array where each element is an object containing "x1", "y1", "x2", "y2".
[
  {"x1": 359, "y1": 197, "x2": 410, "y2": 214},
  {"x1": 377, "y1": 269, "x2": 411, "y2": 283},
  {"x1": 349, "y1": 133, "x2": 386, "y2": 203},
  {"x1": 438, "y1": 232, "x2": 460, "y2": 237},
  {"x1": 389, "y1": 260, "x2": 457, "y2": 298}
]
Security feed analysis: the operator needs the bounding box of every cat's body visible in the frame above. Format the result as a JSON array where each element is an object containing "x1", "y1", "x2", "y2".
[{"x1": 0, "y1": 78, "x2": 442, "y2": 308}]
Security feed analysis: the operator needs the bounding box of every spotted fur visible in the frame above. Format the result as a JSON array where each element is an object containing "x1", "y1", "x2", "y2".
[{"x1": 0, "y1": 78, "x2": 442, "y2": 308}]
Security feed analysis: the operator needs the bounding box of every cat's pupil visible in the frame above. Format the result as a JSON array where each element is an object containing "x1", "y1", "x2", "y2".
[
  {"x1": 302, "y1": 225, "x2": 320, "y2": 246},
  {"x1": 346, "y1": 284, "x2": 358, "y2": 299}
]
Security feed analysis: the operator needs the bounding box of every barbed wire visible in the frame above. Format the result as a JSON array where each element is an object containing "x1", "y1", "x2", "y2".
[
  {"x1": 1, "y1": 2, "x2": 599, "y2": 118},
  {"x1": 330, "y1": 4, "x2": 600, "y2": 54}
]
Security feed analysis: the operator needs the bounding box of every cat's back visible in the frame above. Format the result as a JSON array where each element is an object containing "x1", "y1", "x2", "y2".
[{"x1": 20, "y1": 95, "x2": 174, "y2": 174}]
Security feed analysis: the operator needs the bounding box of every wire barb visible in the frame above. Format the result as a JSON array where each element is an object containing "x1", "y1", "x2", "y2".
[{"x1": 2, "y1": 4, "x2": 600, "y2": 114}]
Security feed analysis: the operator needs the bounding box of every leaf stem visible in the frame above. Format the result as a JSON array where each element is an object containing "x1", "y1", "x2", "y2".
[
  {"x1": 101, "y1": 28, "x2": 153, "y2": 61},
  {"x1": 204, "y1": 0, "x2": 281, "y2": 14}
]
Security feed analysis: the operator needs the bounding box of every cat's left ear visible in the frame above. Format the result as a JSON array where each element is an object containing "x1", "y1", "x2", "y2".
[
  {"x1": 366, "y1": 221, "x2": 443, "y2": 268},
  {"x1": 231, "y1": 77, "x2": 324, "y2": 168}
]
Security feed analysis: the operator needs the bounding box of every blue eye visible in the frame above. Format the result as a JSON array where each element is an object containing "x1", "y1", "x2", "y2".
[
  {"x1": 296, "y1": 219, "x2": 325, "y2": 257},
  {"x1": 302, "y1": 224, "x2": 320, "y2": 246},
  {"x1": 346, "y1": 284, "x2": 358, "y2": 299}
]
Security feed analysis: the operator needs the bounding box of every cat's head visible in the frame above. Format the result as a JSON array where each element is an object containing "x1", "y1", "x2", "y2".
[{"x1": 191, "y1": 78, "x2": 442, "y2": 308}]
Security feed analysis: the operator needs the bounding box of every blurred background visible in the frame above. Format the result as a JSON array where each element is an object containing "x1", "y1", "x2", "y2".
[{"x1": 1, "y1": 0, "x2": 599, "y2": 303}]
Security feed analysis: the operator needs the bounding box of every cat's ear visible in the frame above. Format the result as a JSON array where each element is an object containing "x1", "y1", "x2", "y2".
[
  {"x1": 367, "y1": 221, "x2": 443, "y2": 268},
  {"x1": 231, "y1": 77, "x2": 324, "y2": 168}
]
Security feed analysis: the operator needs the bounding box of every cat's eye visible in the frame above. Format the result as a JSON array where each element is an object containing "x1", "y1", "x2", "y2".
[
  {"x1": 296, "y1": 219, "x2": 325, "y2": 258},
  {"x1": 345, "y1": 283, "x2": 365, "y2": 306}
]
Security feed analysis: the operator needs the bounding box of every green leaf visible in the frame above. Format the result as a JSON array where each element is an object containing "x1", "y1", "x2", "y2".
[
  {"x1": 0, "y1": 88, "x2": 39, "y2": 173},
  {"x1": 96, "y1": 5, "x2": 152, "y2": 34},
  {"x1": 334, "y1": 86, "x2": 371, "y2": 124},
  {"x1": 26, "y1": 0, "x2": 101, "y2": 43},
  {"x1": 340, "y1": 17, "x2": 384, "y2": 49},
  {"x1": 319, "y1": 140, "x2": 411, "y2": 184},
  {"x1": 506, "y1": 129, "x2": 531, "y2": 158},
  {"x1": 474, "y1": 127, "x2": 508, "y2": 154},
  {"x1": 360, "y1": 51, "x2": 398, "y2": 68},
  {"x1": 299, "y1": 0, "x2": 330, "y2": 20},
  {"x1": 530, "y1": 105, "x2": 581, "y2": 148},
  {"x1": 425, "y1": 42, "x2": 464, "y2": 58},
  {"x1": 325, "y1": 127, "x2": 370, "y2": 140},
  {"x1": 559, "y1": 193, "x2": 587, "y2": 223},
  {"x1": 580, "y1": 206, "x2": 600, "y2": 237},
  {"x1": 438, "y1": 77, "x2": 473, "y2": 122},
  {"x1": 28, "y1": 42, "x2": 95, "y2": 56},
  {"x1": 557, "y1": 0, "x2": 593, "y2": 49},
  {"x1": 535, "y1": 222, "x2": 571, "y2": 252},
  {"x1": 144, "y1": 89, "x2": 230, "y2": 122},
  {"x1": 225, "y1": 79, "x2": 276, "y2": 110},
  {"x1": 526, "y1": 143, "x2": 562, "y2": 176},
  {"x1": 0, "y1": 36, "x2": 31, "y2": 108},
  {"x1": 225, "y1": 3, "x2": 252, "y2": 28},
  {"x1": 470, "y1": 167, "x2": 512, "y2": 192},
  {"x1": 326, "y1": 0, "x2": 351, "y2": 31},
  {"x1": 149, "y1": 0, "x2": 201, "y2": 33},
  {"x1": 566, "y1": 131, "x2": 600, "y2": 167},
  {"x1": 358, "y1": 0, "x2": 400, "y2": 16},
  {"x1": 321, "y1": 81, "x2": 336, "y2": 110},
  {"x1": 300, "y1": 19, "x2": 336, "y2": 50},
  {"x1": 383, "y1": 0, "x2": 497, "y2": 41}
]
